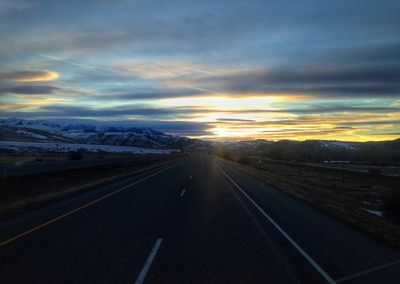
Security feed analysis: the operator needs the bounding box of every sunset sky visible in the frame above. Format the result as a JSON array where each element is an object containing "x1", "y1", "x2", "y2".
[{"x1": 0, "y1": 0, "x2": 399, "y2": 141}]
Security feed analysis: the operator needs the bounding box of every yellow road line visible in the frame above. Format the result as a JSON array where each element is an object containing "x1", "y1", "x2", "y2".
[{"x1": 0, "y1": 160, "x2": 183, "y2": 248}]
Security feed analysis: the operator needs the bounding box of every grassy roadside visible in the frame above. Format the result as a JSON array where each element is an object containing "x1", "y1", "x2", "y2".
[
  {"x1": 217, "y1": 156, "x2": 400, "y2": 249},
  {"x1": 0, "y1": 154, "x2": 184, "y2": 219}
]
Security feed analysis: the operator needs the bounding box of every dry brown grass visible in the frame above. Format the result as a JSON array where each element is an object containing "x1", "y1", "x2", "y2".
[
  {"x1": 223, "y1": 156, "x2": 400, "y2": 248},
  {"x1": 0, "y1": 155, "x2": 181, "y2": 218}
]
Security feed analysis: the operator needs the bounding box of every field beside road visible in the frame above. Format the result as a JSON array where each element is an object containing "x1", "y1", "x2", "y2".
[
  {"x1": 217, "y1": 155, "x2": 400, "y2": 248},
  {"x1": 0, "y1": 152, "x2": 184, "y2": 218}
]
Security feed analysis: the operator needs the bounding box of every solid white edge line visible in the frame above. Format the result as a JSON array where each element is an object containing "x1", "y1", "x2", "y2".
[
  {"x1": 134, "y1": 238, "x2": 163, "y2": 284},
  {"x1": 215, "y1": 162, "x2": 336, "y2": 284},
  {"x1": 335, "y1": 259, "x2": 400, "y2": 283}
]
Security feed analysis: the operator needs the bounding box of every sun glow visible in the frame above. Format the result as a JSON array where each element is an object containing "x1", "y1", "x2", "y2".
[{"x1": 12, "y1": 71, "x2": 59, "y2": 82}]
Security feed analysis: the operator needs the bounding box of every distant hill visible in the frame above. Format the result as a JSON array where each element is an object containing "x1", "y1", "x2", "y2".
[
  {"x1": 213, "y1": 138, "x2": 400, "y2": 164},
  {"x1": 2, "y1": 118, "x2": 398, "y2": 162},
  {"x1": 0, "y1": 118, "x2": 202, "y2": 150}
]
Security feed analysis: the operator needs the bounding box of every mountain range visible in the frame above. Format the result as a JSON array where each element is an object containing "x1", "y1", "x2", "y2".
[
  {"x1": 1, "y1": 118, "x2": 398, "y2": 162},
  {"x1": 0, "y1": 118, "x2": 202, "y2": 150}
]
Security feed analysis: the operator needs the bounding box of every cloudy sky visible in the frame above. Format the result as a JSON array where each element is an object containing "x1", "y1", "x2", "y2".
[{"x1": 1, "y1": 0, "x2": 399, "y2": 141}]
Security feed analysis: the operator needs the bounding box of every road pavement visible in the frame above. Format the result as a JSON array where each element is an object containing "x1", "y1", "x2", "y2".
[{"x1": 0, "y1": 154, "x2": 399, "y2": 283}]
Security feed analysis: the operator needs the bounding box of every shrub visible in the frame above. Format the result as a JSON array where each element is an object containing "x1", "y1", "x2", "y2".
[
  {"x1": 368, "y1": 167, "x2": 382, "y2": 175},
  {"x1": 384, "y1": 190, "x2": 400, "y2": 224},
  {"x1": 68, "y1": 151, "x2": 83, "y2": 160},
  {"x1": 238, "y1": 156, "x2": 251, "y2": 165},
  {"x1": 222, "y1": 151, "x2": 232, "y2": 160}
]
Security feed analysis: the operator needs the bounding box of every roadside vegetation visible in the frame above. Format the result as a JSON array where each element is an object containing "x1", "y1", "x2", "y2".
[
  {"x1": 262, "y1": 139, "x2": 400, "y2": 164},
  {"x1": 213, "y1": 144, "x2": 400, "y2": 248},
  {"x1": 0, "y1": 151, "x2": 183, "y2": 218},
  {"x1": 384, "y1": 191, "x2": 400, "y2": 224}
]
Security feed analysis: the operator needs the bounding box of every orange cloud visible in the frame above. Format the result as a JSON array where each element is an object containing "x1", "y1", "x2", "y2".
[{"x1": 4, "y1": 70, "x2": 59, "y2": 82}]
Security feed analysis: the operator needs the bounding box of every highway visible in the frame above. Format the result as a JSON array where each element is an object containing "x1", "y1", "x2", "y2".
[
  {"x1": 0, "y1": 154, "x2": 399, "y2": 283},
  {"x1": 0, "y1": 155, "x2": 172, "y2": 177}
]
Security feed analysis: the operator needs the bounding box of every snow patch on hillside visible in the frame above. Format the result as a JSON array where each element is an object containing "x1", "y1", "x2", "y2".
[
  {"x1": 0, "y1": 141, "x2": 178, "y2": 154},
  {"x1": 319, "y1": 141, "x2": 355, "y2": 149},
  {"x1": 0, "y1": 118, "x2": 194, "y2": 150},
  {"x1": 15, "y1": 130, "x2": 48, "y2": 140}
]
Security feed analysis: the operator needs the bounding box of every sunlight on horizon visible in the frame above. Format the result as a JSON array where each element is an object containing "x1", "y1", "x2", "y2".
[{"x1": 0, "y1": 1, "x2": 399, "y2": 142}]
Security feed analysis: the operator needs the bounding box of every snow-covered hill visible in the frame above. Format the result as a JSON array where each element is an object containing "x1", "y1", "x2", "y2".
[
  {"x1": 0, "y1": 118, "x2": 196, "y2": 151},
  {"x1": 214, "y1": 139, "x2": 357, "y2": 151},
  {"x1": 0, "y1": 141, "x2": 176, "y2": 155}
]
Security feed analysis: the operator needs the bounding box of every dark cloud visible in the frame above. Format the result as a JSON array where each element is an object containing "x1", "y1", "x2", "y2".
[
  {"x1": 0, "y1": 70, "x2": 52, "y2": 81},
  {"x1": 333, "y1": 126, "x2": 354, "y2": 130},
  {"x1": 193, "y1": 64, "x2": 400, "y2": 97},
  {"x1": 36, "y1": 105, "x2": 188, "y2": 118},
  {"x1": 342, "y1": 120, "x2": 400, "y2": 126},
  {"x1": 216, "y1": 118, "x2": 255, "y2": 122},
  {"x1": 1, "y1": 1, "x2": 400, "y2": 140},
  {"x1": 197, "y1": 106, "x2": 400, "y2": 115},
  {"x1": 102, "y1": 89, "x2": 202, "y2": 100},
  {"x1": 211, "y1": 117, "x2": 400, "y2": 128},
  {"x1": 282, "y1": 106, "x2": 400, "y2": 114},
  {"x1": 326, "y1": 41, "x2": 400, "y2": 64},
  {"x1": 0, "y1": 85, "x2": 60, "y2": 94},
  {"x1": 5, "y1": 0, "x2": 400, "y2": 58},
  {"x1": 260, "y1": 128, "x2": 350, "y2": 137},
  {"x1": 1, "y1": 105, "x2": 213, "y2": 119}
]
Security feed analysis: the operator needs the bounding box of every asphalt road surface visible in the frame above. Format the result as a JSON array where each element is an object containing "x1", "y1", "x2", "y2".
[{"x1": 0, "y1": 154, "x2": 399, "y2": 283}]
